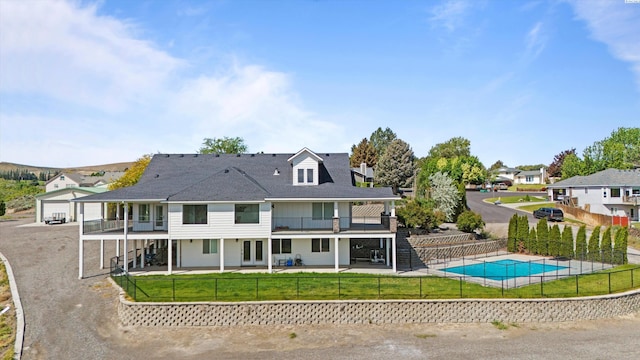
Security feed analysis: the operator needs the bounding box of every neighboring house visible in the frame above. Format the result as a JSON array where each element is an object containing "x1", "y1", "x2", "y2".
[
  {"x1": 494, "y1": 167, "x2": 546, "y2": 185},
  {"x1": 547, "y1": 169, "x2": 640, "y2": 221},
  {"x1": 351, "y1": 163, "x2": 374, "y2": 184},
  {"x1": 37, "y1": 172, "x2": 124, "y2": 223},
  {"x1": 74, "y1": 148, "x2": 400, "y2": 278}
]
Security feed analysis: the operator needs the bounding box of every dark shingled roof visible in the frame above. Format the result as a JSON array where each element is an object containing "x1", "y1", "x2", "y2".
[
  {"x1": 548, "y1": 168, "x2": 640, "y2": 188},
  {"x1": 76, "y1": 152, "x2": 398, "y2": 202}
]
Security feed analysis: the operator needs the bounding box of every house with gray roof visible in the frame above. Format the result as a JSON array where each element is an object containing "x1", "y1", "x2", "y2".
[
  {"x1": 547, "y1": 169, "x2": 640, "y2": 221},
  {"x1": 494, "y1": 167, "x2": 546, "y2": 185},
  {"x1": 74, "y1": 148, "x2": 400, "y2": 278}
]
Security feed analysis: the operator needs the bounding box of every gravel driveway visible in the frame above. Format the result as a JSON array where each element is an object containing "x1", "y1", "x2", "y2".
[{"x1": 1, "y1": 216, "x2": 640, "y2": 359}]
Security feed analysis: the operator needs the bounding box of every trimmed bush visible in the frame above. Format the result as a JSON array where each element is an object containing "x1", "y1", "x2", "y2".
[{"x1": 456, "y1": 210, "x2": 485, "y2": 233}]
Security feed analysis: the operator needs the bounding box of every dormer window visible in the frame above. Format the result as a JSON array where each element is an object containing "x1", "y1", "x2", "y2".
[
  {"x1": 288, "y1": 147, "x2": 323, "y2": 186},
  {"x1": 307, "y1": 169, "x2": 313, "y2": 183},
  {"x1": 298, "y1": 169, "x2": 304, "y2": 183}
]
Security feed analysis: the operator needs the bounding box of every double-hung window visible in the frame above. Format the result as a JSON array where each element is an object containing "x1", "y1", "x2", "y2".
[
  {"x1": 312, "y1": 202, "x2": 333, "y2": 220},
  {"x1": 183, "y1": 205, "x2": 207, "y2": 224},
  {"x1": 611, "y1": 188, "x2": 621, "y2": 198},
  {"x1": 202, "y1": 239, "x2": 218, "y2": 254},
  {"x1": 311, "y1": 238, "x2": 330, "y2": 252}
]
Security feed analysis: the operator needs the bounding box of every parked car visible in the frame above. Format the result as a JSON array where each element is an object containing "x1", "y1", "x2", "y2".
[{"x1": 533, "y1": 207, "x2": 564, "y2": 222}]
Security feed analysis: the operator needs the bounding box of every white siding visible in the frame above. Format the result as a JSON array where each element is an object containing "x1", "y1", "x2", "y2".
[
  {"x1": 272, "y1": 202, "x2": 350, "y2": 229},
  {"x1": 168, "y1": 203, "x2": 272, "y2": 240},
  {"x1": 291, "y1": 155, "x2": 319, "y2": 186},
  {"x1": 275, "y1": 238, "x2": 350, "y2": 266},
  {"x1": 45, "y1": 175, "x2": 79, "y2": 192}
]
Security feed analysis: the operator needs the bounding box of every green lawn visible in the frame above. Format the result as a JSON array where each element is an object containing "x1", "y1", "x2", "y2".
[
  {"x1": 484, "y1": 196, "x2": 548, "y2": 204},
  {"x1": 115, "y1": 266, "x2": 640, "y2": 302},
  {"x1": 507, "y1": 184, "x2": 547, "y2": 191}
]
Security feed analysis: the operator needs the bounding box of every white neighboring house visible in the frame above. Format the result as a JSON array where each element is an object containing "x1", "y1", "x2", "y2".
[
  {"x1": 74, "y1": 148, "x2": 400, "y2": 278},
  {"x1": 36, "y1": 172, "x2": 123, "y2": 223},
  {"x1": 547, "y1": 169, "x2": 640, "y2": 221},
  {"x1": 495, "y1": 167, "x2": 546, "y2": 185}
]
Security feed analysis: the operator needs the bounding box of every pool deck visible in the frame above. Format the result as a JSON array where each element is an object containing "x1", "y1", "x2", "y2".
[{"x1": 425, "y1": 253, "x2": 615, "y2": 288}]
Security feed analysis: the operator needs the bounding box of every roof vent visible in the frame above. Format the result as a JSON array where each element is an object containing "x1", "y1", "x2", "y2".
[
  {"x1": 154, "y1": 174, "x2": 159, "y2": 178},
  {"x1": 236, "y1": 154, "x2": 241, "y2": 157},
  {"x1": 224, "y1": 169, "x2": 229, "y2": 173},
  {"x1": 179, "y1": 154, "x2": 184, "y2": 157},
  {"x1": 251, "y1": 154, "x2": 255, "y2": 157},
  {"x1": 273, "y1": 168, "x2": 280, "y2": 176},
  {"x1": 215, "y1": 154, "x2": 219, "y2": 157},
  {"x1": 272, "y1": 154, "x2": 276, "y2": 157},
  {"x1": 194, "y1": 154, "x2": 198, "y2": 157},
  {"x1": 165, "y1": 154, "x2": 169, "y2": 157}
]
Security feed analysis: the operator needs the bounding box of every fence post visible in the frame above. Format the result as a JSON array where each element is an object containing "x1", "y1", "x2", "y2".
[
  {"x1": 540, "y1": 278, "x2": 544, "y2": 297},
  {"x1": 459, "y1": 277, "x2": 463, "y2": 298},
  {"x1": 608, "y1": 273, "x2": 612, "y2": 294},
  {"x1": 338, "y1": 277, "x2": 341, "y2": 299},
  {"x1": 419, "y1": 277, "x2": 423, "y2": 299},
  {"x1": 256, "y1": 278, "x2": 259, "y2": 300},
  {"x1": 215, "y1": 278, "x2": 218, "y2": 301},
  {"x1": 632, "y1": 268, "x2": 635, "y2": 288},
  {"x1": 575, "y1": 275, "x2": 578, "y2": 295},
  {"x1": 501, "y1": 279, "x2": 504, "y2": 297},
  {"x1": 378, "y1": 277, "x2": 381, "y2": 299},
  {"x1": 297, "y1": 278, "x2": 300, "y2": 299},
  {"x1": 133, "y1": 278, "x2": 137, "y2": 301},
  {"x1": 172, "y1": 279, "x2": 175, "y2": 301}
]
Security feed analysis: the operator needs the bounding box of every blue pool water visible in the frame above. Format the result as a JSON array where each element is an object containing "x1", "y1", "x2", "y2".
[{"x1": 443, "y1": 259, "x2": 568, "y2": 280}]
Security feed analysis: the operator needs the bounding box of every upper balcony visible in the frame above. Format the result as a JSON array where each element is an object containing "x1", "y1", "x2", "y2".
[
  {"x1": 82, "y1": 219, "x2": 168, "y2": 236},
  {"x1": 272, "y1": 215, "x2": 394, "y2": 234},
  {"x1": 623, "y1": 195, "x2": 640, "y2": 205}
]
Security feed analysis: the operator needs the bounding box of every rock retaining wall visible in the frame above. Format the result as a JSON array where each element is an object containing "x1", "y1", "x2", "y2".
[{"x1": 116, "y1": 286, "x2": 640, "y2": 327}]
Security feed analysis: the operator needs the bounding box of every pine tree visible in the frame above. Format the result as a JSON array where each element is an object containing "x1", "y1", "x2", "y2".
[
  {"x1": 587, "y1": 226, "x2": 601, "y2": 261},
  {"x1": 508, "y1": 214, "x2": 518, "y2": 252},
  {"x1": 601, "y1": 227, "x2": 613, "y2": 264},
  {"x1": 561, "y1": 226, "x2": 574, "y2": 258},
  {"x1": 575, "y1": 225, "x2": 587, "y2": 260},
  {"x1": 376, "y1": 139, "x2": 415, "y2": 195},
  {"x1": 548, "y1": 224, "x2": 561, "y2": 256},
  {"x1": 529, "y1": 227, "x2": 537, "y2": 254},
  {"x1": 349, "y1": 138, "x2": 378, "y2": 168}
]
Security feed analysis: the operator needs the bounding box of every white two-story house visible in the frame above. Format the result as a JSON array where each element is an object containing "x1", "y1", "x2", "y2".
[
  {"x1": 547, "y1": 169, "x2": 640, "y2": 221},
  {"x1": 74, "y1": 148, "x2": 400, "y2": 279}
]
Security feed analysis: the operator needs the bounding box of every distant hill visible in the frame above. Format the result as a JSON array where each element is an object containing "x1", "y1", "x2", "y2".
[{"x1": 0, "y1": 161, "x2": 134, "y2": 175}]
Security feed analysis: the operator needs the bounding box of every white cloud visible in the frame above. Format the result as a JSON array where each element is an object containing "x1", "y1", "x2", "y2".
[
  {"x1": 428, "y1": 0, "x2": 472, "y2": 32},
  {"x1": 0, "y1": 0, "x2": 346, "y2": 167},
  {"x1": 567, "y1": 0, "x2": 640, "y2": 89},
  {"x1": 523, "y1": 21, "x2": 547, "y2": 63}
]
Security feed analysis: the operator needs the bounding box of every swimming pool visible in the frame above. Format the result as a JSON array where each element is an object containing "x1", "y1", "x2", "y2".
[{"x1": 443, "y1": 259, "x2": 568, "y2": 280}]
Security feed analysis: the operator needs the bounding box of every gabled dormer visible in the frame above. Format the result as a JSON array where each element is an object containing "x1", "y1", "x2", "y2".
[{"x1": 288, "y1": 148, "x2": 323, "y2": 186}]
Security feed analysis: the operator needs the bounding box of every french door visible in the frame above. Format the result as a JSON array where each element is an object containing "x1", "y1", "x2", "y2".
[{"x1": 241, "y1": 240, "x2": 264, "y2": 266}]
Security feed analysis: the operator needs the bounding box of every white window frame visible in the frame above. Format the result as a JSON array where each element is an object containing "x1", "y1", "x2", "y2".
[{"x1": 202, "y1": 239, "x2": 218, "y2": 254}]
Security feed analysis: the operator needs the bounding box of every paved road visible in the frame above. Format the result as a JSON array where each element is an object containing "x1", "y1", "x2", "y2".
[
  {"x1": 1, "y1": 216, "x2": 640, "y2": 359},
  {"x1": 466, "y1": 190, "x2": 543, "y2": 224}
]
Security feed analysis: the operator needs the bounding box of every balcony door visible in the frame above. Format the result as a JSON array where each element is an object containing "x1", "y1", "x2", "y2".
[
  {"x1": 154, "y1": 205, "x2": 166, "y2": 231},
  {"x1": 241, "y1": 240, "x2": 264, "y2": 266}
]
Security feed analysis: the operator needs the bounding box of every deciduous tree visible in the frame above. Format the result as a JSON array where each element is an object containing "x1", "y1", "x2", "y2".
[
  {"x1": 198, "y1": 136, "x2": 248, "y2": 154},
  {"x1": 548, "y1": 148, "x2": 576, "y2": 178},
  {"x1": 109, "y1": 155, "x2": 152, "y2": 190},
  {"x1": 428, "y1": 172, "x2": 460, "y2": 222}
]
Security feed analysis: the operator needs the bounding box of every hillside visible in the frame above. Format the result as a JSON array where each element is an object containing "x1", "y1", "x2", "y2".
[{"x1": 0, "y1": 161, "x2": 134, "y2": 175}]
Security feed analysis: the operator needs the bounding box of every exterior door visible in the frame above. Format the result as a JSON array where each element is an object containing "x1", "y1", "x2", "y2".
[
  {"x1": 154, "y1": 205, "x2": 166, "y2": 230},
  {"x1": 241, "y1": 240, "x2": 264, "y2": 266}
]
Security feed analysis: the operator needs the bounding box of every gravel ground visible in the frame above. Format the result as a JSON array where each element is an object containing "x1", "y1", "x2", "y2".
[{"x1": 1, "y1": 216, "x2": 640, "y2": 359}]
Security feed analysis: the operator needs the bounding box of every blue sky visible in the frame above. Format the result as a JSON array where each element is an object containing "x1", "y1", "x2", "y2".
[{"x1": 1, "y1": 0, "x2": 639, "y2": 169}]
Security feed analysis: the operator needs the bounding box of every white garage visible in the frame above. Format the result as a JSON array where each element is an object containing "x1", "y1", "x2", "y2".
[{"x1": 36, "y1": 188, "x2": 107, "y2": 223}]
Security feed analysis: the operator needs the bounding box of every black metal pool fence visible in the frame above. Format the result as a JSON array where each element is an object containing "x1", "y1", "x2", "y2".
[{"x1": 110, "y1": 255, "x2": 640, "y2": 302}]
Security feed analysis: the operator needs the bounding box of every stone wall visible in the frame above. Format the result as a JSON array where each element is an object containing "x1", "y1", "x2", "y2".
[{"x1": 117, "y1": 286, "x2": 640, "y2": 327}]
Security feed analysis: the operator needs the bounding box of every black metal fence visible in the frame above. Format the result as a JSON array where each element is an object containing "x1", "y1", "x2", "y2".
[{"x1": 111, "y1": 265, "x2": 640, "y2": 302}]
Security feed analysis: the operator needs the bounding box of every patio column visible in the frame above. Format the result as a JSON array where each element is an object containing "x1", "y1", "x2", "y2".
[
  {"x1": 143, "y1": 240, "x2": 149, "y2": 268},
  {"x1": 392, "y1": 234, "x2": 397, "y2": 272},
  {"x1": 78, "y1": 202, "x2": 84, "y2": 279},
  {"x1": 177, "y1": 240, "x2": 181, "y2": 268},
  {"x1": 385, "y1": 238, "x2": 390, "y2": 267},
  {"x1": 133, "y1": 239, "x2": 137, "y2": 269},
  {"x1": 167, "y1": 239, "x2": 173, "y2": 275},
  {"x1": 100, "y1": 239, "x2": 104, "y2": 269},
  {"x1": 123, "y1": 203, "x2": 128, "y2": 273},
  {"x1": 268, "y1": 237, "x2": 273, "y2": 273},
  {"x1": 391, "y1": 201, "x2": 395, "y2": 217},
  {"x1": 334, "y1": 236, "x2": 340, "y2": 272},
  {"x1": 116, "y1": 239, "x2": 120, "y2": 258},
  {"x1": 219, "y1": 238, "x2": 225, "y2": 273}
]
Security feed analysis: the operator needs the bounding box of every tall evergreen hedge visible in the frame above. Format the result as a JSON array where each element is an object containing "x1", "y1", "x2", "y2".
[
  {"x1": 560, "y1": 226, "x2": 574, "y2": 258},
  {"x1": 587, "y1": 226, "x2": 601, "y2": 261},
  {"x1": 528, "y1": 227, "x2": 537, "y2": 254},
  {"x1": 613, "y1": 227, "x2": 629, "y2": 265},
  {"x1": 601, "y1": 227, "x2": 613, "y2": 264},
  {"x1": 549, "y1": 224, "x2": 561, "y2": 257},
  {"x1": 507, "y1": 214, "x2": 518, "y2": 252},
  {"x1": 575, "y1": 225, "x2": 587, "y2": 260},
  {"x1": 516, "y1": 215, "x2": 529, "y2": 252},
  {"x1": 536, "y1": 218, "x2": 549, "y2": 256}
]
